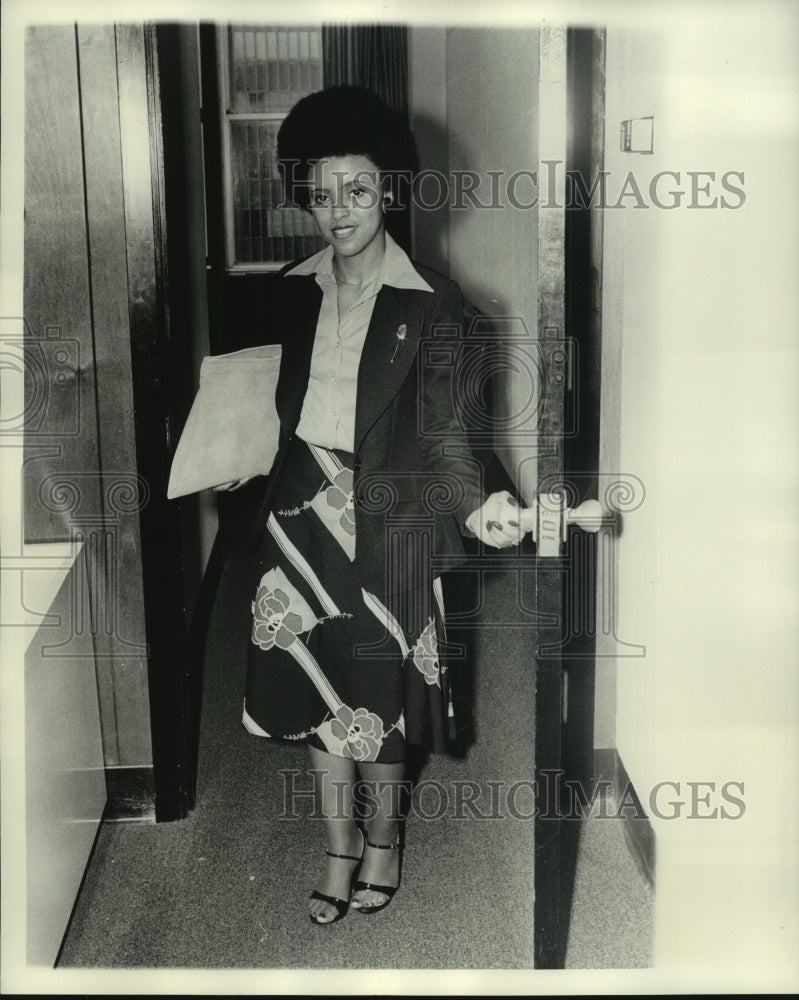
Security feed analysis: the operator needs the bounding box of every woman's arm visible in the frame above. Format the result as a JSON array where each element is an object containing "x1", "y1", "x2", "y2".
[
  {"x1": 419, "y1": 279, "x2": 525, "y2": 549},
  {"x1": 417, "y1": 279, "x2": 485, "y2": 529}
]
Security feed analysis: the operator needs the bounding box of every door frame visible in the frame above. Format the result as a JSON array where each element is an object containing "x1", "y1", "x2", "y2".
[
  {"x1": 533, "y1": 25, "x2": 605, "y2": 968},
  {"x1": 123, "y1": 23, "x2": 195, "y2": 822},
  {"x1": 146, "y1": 28, "x2": 609, "y2": 948}
]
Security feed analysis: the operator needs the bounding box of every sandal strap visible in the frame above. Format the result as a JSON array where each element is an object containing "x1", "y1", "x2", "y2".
[
  {"x1": 325, "y1": 849, "x2": 361, "y2": 862},
  {"x1": 309, "y1": 889, "x2": 348, "y2": 913},
  {"x1": 353, "y1": 879, "x2": 397, "y2": 896},
  {"x1": 365, "y1": 839, "x2": 400, "y2": 850}
]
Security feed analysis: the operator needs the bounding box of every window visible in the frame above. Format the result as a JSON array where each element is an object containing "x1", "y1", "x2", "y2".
[{"x1": 219, "y1": 24, "x2": 327, "y2": 270}]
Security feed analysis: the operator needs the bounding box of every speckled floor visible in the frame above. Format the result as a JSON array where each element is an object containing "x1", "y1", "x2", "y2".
[
  {"x1": 565, "y1": 811, "x2": 653, "y2": 968},
  {"x1": 59, "y1": 531, "x2": 652, "y2": 971}
]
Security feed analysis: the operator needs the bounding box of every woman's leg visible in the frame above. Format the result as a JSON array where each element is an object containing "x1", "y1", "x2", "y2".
[
  {"x1": 307, "y1": 746, "x2": 362, "y2": 923},
  {"x1": 350, "y1": 760, "x2": 406, "y2": 909}
]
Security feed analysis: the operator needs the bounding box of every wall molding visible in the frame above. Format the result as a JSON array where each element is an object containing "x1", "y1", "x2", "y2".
[{"x1": 594, "y1": 747, "x2": 655, "y2": 889}]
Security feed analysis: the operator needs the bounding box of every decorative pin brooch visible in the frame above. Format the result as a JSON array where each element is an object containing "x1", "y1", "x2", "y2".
[{"x1": 390, "y1": 323, "x2": 407, "y2": 364}]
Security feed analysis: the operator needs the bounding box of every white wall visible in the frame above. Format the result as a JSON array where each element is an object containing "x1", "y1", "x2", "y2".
[
  {"x1": 410, "y1": 15, "x2": 798, "y2": 980},
  {"x1": 410, "y1": 25, "x2": 541, "y2": 502},
  {"x1": 408, "y1": 27, "x2": 449, "y2": 276},
  {"x1": 601, "y1": 13, "x2": 799, "y2": 980}
]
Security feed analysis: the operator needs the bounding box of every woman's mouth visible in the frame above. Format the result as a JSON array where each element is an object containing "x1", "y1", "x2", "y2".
[{"x1": 332, "y1": 226, "x2": 357, "y2": 240}]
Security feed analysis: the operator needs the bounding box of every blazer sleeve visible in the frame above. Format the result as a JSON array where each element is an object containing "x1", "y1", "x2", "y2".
[{"x1": 418, "y1": 279, "x2": 486, "y2": 531}]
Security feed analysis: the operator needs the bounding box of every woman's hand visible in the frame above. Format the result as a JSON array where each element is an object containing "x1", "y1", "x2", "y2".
[
  {"x1": 212, "y1": 476, "x2": 255, "y2": 492},
  {"x1": 465, "y1": 490, "x2": 526, "y2": 548}
]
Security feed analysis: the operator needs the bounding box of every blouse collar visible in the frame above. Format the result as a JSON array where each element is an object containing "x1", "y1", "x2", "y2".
[{"x1": 285, "y1": 231, "x2": 434, "y2": 293}]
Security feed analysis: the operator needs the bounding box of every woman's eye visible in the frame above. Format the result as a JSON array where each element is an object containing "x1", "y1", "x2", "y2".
[{"x1": 312, "y1": 193, "x2": 329, "y2": 206}]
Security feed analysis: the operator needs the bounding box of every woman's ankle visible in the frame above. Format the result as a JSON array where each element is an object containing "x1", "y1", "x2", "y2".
[
  {"x1": 364, "y1": 818, "x2": 401, "y2": 847},
  {"x1": 326, "y1": 821, "x2": 363, "y2": 857}
]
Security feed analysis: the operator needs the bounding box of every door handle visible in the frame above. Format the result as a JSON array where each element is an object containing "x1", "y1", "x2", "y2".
[{"x1": 518, "y1": 494, "x2": 603, "y2": 557}]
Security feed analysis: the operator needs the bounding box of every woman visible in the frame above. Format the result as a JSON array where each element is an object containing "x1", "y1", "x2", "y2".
[{"x1": 235, "y1": 87, "x2": 523, "y2": 924}]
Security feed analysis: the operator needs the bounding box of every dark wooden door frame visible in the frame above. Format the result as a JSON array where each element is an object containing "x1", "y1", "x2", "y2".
[
  {"x1": 533, "y1": 25, "x2": 605, "y2": 968},
  {"x1": 142, "y1": 22, "x2": 254, "y2": 822},
  {"x1": 120, "y1": 22, "x2": 227, "y2": 823}
]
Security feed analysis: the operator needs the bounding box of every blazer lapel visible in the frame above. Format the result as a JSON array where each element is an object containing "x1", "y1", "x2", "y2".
[{"x1": 354, "y1": 284, "x2": 427, "y2": 455}]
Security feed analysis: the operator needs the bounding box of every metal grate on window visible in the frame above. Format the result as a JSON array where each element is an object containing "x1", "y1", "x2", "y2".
[
  {"x1": 228, "y1": 25, "x2": 323, "y2": 113},
  {"x1": 226, "y1": 25, "x2": 325, "y2": 265},
  {"x1": 230, "y1": 121, "x2": 323, "y2": 263}
]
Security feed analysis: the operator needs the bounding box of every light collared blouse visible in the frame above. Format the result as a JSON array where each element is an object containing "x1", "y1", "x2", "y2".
[{"x1": 288, "y1": 232, "x2": 433, "y2": 453}]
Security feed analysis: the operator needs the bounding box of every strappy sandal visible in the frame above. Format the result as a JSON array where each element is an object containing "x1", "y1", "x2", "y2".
[
  {"x1": 309, "y1": 831, "x2": 365, "y2": 925},
  {"x1": 350, "y1": 838, "x2": 401, "y2": 915}
]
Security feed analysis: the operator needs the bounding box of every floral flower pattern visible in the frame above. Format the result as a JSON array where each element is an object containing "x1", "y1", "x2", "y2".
[
  {"x1": 325, "y1": 468, "x2": 355, "y2": 536},
  {"x1": 329, "y1": 704, "x2": 385, "y2": 761},
  {"x1": 412, "y1": 618, "x2": 440, "y2": 686},
  {"x1": 309, "y1": 465, "x2": 356, "y2": 560},
  {"x1": 251, "y1": 568, "x2": 317, "y2": 651},
  {"x1": 246, "y1": 440, "x2": 449, "y2": 765}
]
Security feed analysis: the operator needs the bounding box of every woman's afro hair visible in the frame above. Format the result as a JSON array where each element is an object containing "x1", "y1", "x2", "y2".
[{"x1": 276, "y1": 86, "x2": 417, "y2": 209}]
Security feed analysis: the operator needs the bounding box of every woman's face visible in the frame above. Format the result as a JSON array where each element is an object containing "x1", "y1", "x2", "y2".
[{"x1": 307, "y1": 154, "x2": 386, "y2": 261}]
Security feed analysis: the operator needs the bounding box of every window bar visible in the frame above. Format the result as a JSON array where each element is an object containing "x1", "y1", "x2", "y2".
[
  {"x1": 229, "y1": 27, "x2": 241, "y2": 112},
  {"x1": 255, "y1": 28, "x2": 266, "y2": 110},
  {"x1": 298, "y1": 30, "x2": 308, "y2": 95},
  {"x1": 266, "y1": 120, "x2": 275, "y2": 262},
  {"x1": 260, "y1": 123, "x2": 268, "y2": 261},
  {"x1": 244, "y1": 29, "x2": 255, "y2": 106},
  {"x1": 245, "y1": 121, "x2": 254, "y2": 262},
  {"x1": 289, "y1": 30, "x2": 299, "y2": 106},
  {"x1": 310, "y1": 28, "x2": 321, "y2": 90},
  {"x1": 267, "y1": 30, "x2": 278, "y2": 104},
  {"x1": 252, "y1": 123, "x2": 260, "y2": 261},
  {"x1": 277, "y1": 30, "x2": 288, "y2": 108},
  {"x1": 257, "y1": 124, "x2": 267, "y2": 260},
  {"x1": 253, "y1": 122, "x2": 260, "y2": 261}
]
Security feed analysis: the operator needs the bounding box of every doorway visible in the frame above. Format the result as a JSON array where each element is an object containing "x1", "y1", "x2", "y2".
[{"x1": 151, "y1": 20, "x2": 604, "y2": 968}]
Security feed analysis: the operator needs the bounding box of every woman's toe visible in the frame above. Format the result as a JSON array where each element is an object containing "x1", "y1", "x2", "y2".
[
  {"x1": 310, "y1": 900, "x2": 332, "y2": 922},
  {"x1": 352, "y1": 889, "x2": 385, "y2": 909}
]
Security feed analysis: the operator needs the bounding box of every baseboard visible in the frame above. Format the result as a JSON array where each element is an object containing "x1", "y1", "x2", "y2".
[
  {"x1": 593, "y1": 747, "x2": 656, "y2": 890},
  {"x1": 103, "y1": 765, "x2": 156, "y2": 822}
]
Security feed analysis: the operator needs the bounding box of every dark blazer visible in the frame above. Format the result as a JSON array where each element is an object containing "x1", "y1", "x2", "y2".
[{"x1": 250, "y1": 258, "x2": 485, "y2": 597}]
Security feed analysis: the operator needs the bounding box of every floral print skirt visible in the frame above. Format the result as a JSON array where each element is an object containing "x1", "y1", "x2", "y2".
[{"x1": 243, "y1": 436, "x2": 454, "y2": 763}]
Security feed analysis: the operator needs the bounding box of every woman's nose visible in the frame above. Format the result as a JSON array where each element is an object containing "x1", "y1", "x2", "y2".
[{"x1": 332, "y1": 201, "x2": 349, "y2": 219}]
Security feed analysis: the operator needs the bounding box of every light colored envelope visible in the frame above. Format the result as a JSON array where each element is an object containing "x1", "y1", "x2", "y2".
[{"x1": 167, "y1": 344, "x2": 282, "y2": 499}]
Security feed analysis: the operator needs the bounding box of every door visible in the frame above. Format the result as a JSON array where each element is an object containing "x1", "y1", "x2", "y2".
[{"x1": 533, "y1": 26, "x2": 605, "y2": 968}]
